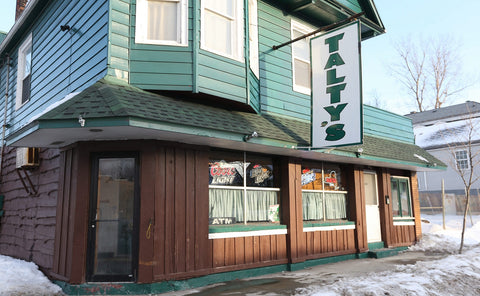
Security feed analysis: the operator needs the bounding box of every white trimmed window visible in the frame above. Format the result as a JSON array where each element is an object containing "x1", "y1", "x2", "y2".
[
  {"x1": 455, "y1": 150, "x2": 469, "y2": 170},
  {"x1": 16, "y1": 33, "x2": 32, "y2": 109},
  {"x1": 248, "y1": 0, "x2": 259, "y2": 77},
  {"x1": 291, "y1": 20, "x2": 314, "y2": 95},
  {"x1": 391, "y1": 177, "x2": 413, "y2": 218},
  {"x1": 135, "y1": 0, "x2": 188, "y2": 46},
  {"x1": 201, "y1": 0, "x2": 244, "y2": 61}
]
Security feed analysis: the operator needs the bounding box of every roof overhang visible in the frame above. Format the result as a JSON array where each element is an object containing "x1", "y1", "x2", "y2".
[
  {"x1": 264, "y1": 0, "x2": 385, "y2": 40},
  {"x1": 8, "y1": 116, "x2": 444, "y2": 172}
]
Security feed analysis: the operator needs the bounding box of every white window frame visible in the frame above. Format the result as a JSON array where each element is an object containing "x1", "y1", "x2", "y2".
[
  {"x1": 16, "y1": 33, "x2": 33, "y2": 110},
  {"x1": 455, "y1": 149, "x2": 469, "y2": 170},
  {"x1": 201, "y1": 0, "x2": 244, "y2": 62},
  {"x1": 391, "y1": 176, "x2": 414, "y2": 220},
  {"x1": 291, "y1": 20, "x2": 314, "y2": 95},
  {"x1": 135, "y1": 0, "x2": 188, "y2": 46},
  {"x1": 248, "y1": 0, "x2": 259, "y2": 78}
]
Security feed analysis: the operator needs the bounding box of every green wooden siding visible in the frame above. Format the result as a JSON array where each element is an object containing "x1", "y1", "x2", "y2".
[
  {"x1": 335, "y1": 0, "x2": 362, "y2": 13},
  {"x1": 257, "y1": 1, "x2": 311, "y2": 120},
  {"x1": 4, "y1": 0, "x2": 109, "y2": 136},
  {"x1": 129, "y1": 0, "x2": 194, "y2": 90},
  {"x1": 249, "y1": 70, "x2": 260, "y2": 113},
  {"x1": 363, "y1": 105, "x2": 415, "y2": 144},
  {"x1": 108, "y1": 0, "x2": 131, "y2": 81}
]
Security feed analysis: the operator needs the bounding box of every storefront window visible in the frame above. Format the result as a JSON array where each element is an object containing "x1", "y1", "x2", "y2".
[
  {"x1": 301, "y1": 163, "x2": 348, "y2": 221},
  {"x1": 209, "y1": 152, "x2": 280, "y2": 225},
  {"x1": 391, "y1": 177, "x2": 412, "y2": 218}
]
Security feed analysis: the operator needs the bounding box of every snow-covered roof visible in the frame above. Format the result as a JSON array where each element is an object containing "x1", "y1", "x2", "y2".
[{"x1": 414, "y1": 116, "x2": 480, "y2": 149}]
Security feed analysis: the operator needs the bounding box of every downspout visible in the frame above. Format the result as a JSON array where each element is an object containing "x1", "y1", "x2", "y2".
[{"x1": 0, "y1": 55, "x2": 10, "y2": 180}]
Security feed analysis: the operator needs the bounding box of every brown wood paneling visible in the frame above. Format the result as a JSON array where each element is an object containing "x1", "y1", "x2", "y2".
[
  {"x1": 174, "y1": 148, "x2": 187, "y2": 273},
  {"x1": 234, "y1": 237, "x2": 245, "y2": 264},
  {"x1": 225, "y1": 238, "x2": 236, "y2": 266},
  {"x1": 354, "y1": 168, "x2": 368, "y2": 252},
  {"x1": 185, "y1": 150, "x2": 196, "y2": 272},
  {"x1": 164, "y1": 147, "x2": 175, "y2": 275},
  {"x1": 194, "y1": 149, "x2": 211, "y2": 270},
  {"x1": 138, "y1": 145, "x2": 155, "y2": 283},
  {"x1": 410, "y1": 172, "x2": 422, "y2": 240},
  {"x1": 244, "y1": 236, "x2": 254, "y2": 264},
  {"x1": 153, "y1": 146, "x2": 166, "y2": 276},
  {"x1": 213, "y1": 239, "x2": 225, "y2": 267}
]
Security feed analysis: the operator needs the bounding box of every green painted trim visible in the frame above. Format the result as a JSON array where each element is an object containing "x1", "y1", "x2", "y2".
[
  {"x1": 367, "y1": 242, "x2": 385, "y2": 250},
  {"x1": 192, "y1": 0, "x2": 199, "y2": 93},
  {"x1": 303, "y1": 221, "x2": 355, "y2": 227},
  {"x1": 209, "y1": 223, "x2": 287, "y2": 233}
]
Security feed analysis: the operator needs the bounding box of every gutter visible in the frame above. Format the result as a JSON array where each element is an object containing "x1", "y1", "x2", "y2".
[{"x1": 0, "y1": 0, "x2": 40, "y2": 56}]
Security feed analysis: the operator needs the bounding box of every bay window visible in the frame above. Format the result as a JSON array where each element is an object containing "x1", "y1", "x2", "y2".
[
  {"x1": 209, "y1": 152, "x2": 280, "y2": 225},
  {"x1": 291, "y1": 21, "x2": 314, "y2": 94},
  {"x1": 135, "y1": 0, "x2": 188, "y2": 46},
  {"x1": 201, "y1": 0, "x2": 244, "y2": 61},
  {"x1": 301, "y1": 163, "x2": 348, "y2": 221}
]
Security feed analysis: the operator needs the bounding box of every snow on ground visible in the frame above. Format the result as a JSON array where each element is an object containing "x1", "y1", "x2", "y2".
[
  {"x1": 0, "y1": 255, "x2": 63, "y2": 296},
  {"x1": 296, "y1": 214, "x2": 480, "y2": 296}
]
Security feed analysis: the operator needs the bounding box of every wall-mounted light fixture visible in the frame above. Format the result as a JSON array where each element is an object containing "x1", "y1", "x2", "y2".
[
  {"x1": 355, "y1": 147, "x2": 363, "y2": 157},
  {"x1": 243, "y1": 131, "x2": 258, "y2": 142},
  {"x1": 78, "y1": 115, "x2": 85, "y2": 127},
  {"x1": 60, "y1": 25, "x2": 71, "y2": 32}
]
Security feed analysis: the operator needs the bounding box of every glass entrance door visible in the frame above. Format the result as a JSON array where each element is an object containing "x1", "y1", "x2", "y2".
[{"x1": 87, "y1": 155, "x2": 139, "y2": 282}]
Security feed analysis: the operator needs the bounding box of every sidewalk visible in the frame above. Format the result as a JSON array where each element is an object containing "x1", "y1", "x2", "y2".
[{"x1": 161, "y1": 250, "x2": 447, "y2": 296}]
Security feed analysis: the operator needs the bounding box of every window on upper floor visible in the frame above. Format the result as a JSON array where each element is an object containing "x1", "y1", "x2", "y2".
[
  {"x1": 291, "y1": 21, "x2": 314, "y2": 95},
  {"x1": 16, "y1": 33, "x2": 32, "y2": 109},
  {"x1": 135, "y1": 0, "x2": 188, "y2": 46},
  {"x1": 248, "y1": 0, "x2": 259, "y2": 78},
  {"x1": 455, "y1": 149, "x2": 469, "y2": 170},
  {"x1": 201, "y1": 0, "x2": 244, "y2": 62}
]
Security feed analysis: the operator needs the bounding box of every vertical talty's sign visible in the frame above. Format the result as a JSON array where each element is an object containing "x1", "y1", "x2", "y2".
[{"x1": 311, "y1": 21, "x2": 362, "y2": 147}]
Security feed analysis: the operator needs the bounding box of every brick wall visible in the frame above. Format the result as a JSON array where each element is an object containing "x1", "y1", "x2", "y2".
[{"x1": 0, "y1": 147, "x2": 60, "y2": 272}]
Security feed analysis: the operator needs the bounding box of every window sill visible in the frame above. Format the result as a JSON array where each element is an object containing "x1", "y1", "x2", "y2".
[
  {"x1": 208, "y1": 223, "x2": 287, "y2": 239},
  {"x1": 393, "y1": 218, "x2": 415, "y2": 226},
  {"x1": 303, "y1": 220, "x2": 355, "y2": 232}
]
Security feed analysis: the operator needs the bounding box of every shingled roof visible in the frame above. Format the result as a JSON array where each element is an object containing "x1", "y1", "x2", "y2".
[{"x1": 10, "y1": 77, "x2": 444, "y2": 170}]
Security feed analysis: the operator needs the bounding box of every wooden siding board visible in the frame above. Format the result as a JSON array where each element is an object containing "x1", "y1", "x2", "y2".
[
  {"x1": 185, "y1": 151, "x2": 196, "y2": 273},
  {"x1": 174, "y1": 149, "x2": 187, "y2": 273},
  {"x1": 244, "y1": 236, "x2": 254, "y2": 264},
  {"x1": 194, "y1": 150, "x2": 211, "y2": 270},
  {"x1": 138, "y1": 146, "x2": 156, "y2": 282},
  {"x1": 164, "y1": 148, "x2": 175, "y2": 275},
  {"x1": 153, "y1": 146, "x2": 166, "y2": 277}
]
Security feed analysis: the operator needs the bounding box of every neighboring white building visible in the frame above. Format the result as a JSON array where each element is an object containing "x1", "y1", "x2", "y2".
[{"x1": 406, "y1": 101, "x2": 480, "y2": 212}]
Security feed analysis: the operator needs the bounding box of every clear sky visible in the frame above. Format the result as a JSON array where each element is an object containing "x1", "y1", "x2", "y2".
[{"x1": 1, "y1": 0, "x2": 479, "y2": 115}]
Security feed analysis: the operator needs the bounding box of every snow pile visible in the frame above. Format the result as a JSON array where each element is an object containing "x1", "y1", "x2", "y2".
[
  {"x1": 295, "y1": 214, "x2": 480, "y2": 296},
  {"x1": 0, "y1": 255, "x2": 63, "y2": 296}
]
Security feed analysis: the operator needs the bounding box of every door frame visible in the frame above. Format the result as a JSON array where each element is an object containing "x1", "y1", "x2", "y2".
[
  {"x1": 364, "y1": 170, "x2": 382, "y2": 243},
  {"x1": 86, "y1": 152, "x2": 141, "y2": 282}
]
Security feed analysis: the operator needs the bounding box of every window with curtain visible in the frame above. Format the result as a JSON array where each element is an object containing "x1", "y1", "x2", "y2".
[
  {"x1": 301, "y1": 163, "x2": 348, "y2": 221},
  {"x1": 391, "y1": 177, "x2": 413, "y2": 218},
  {"x1": 291, "y1": 20, "x2": 314, "y2": 95},
  {"x1": 201, "y1": 0, "x2": 244, "y2": 61},
  {"x1": 135, "y1": 0, "x2": 188, "y2": 46},
  {"x1": 209, "y1": 152, "x2": 280, "y2": 225}
]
